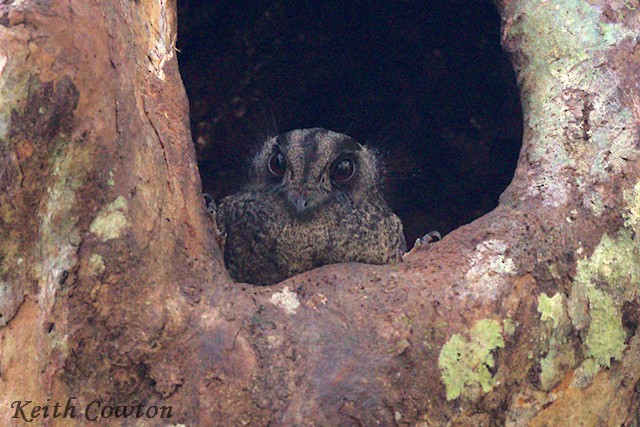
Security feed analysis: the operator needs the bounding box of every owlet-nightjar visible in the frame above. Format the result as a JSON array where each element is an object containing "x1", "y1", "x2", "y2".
[{"x1": 216, "y1": 128, "x2": 406, "y2": 285}]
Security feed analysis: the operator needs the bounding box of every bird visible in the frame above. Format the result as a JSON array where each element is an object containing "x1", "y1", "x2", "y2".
[{"x1": 215, "y1": 128, "x2": 407, "y2": 286}]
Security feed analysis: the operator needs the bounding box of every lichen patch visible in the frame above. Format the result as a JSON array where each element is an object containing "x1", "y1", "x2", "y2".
[
  {"x1": 567, "y1": 181, "x2": 640, "y2": 382},
  {"x1": 465, "y1": 240, "x2": 516, "y2": 297},
  {"x1": 89, "y1": 196, "x2": 129, "y2": 241},
  {"x1": 87, "y1": 254, "x2": 105, "y2": 276},
  {"x1": 269, "y1": 286, "x2": 300, "y2": 315},
  {"x1": 0, "y1": 54, "x2": 7, "y2": 76},
  {"x1": 623, "y1": 180, "x2": 640, "y2": 234},
  {"x1": 438, "y1": 319, "x2": 505, "y2": 401},
  {"x1": 146, "y1": 0, "x2": 175, "y2": 80},
  {"x1": 538, "y1": 293, "x2": 564, "y2": 328}
]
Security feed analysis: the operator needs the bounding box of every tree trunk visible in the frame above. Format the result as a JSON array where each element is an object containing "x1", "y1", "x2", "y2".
[{"x1": 1, "y1": 0, "x2": 639, "y2": 425}]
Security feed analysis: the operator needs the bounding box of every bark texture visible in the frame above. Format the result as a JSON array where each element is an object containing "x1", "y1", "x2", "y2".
[{"x1": 1, "y1": 0, "x2": 639, "y2": 425}]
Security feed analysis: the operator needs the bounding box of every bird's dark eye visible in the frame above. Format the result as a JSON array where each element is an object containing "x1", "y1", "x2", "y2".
[
  {"x1": 330, "y1": 158, "x2": 355, "y2": 183},
  {"x1": 268, "y1": 149, "x2": 287, "y2": 177}
]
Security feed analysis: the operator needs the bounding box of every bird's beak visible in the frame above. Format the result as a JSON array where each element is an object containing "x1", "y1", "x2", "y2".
[
  {"x1": 286, "y1": 188, "x2": 317, "y2": 215},
  {"x1": 291, "y1": 195, "x2": 309, "y2": 214}
]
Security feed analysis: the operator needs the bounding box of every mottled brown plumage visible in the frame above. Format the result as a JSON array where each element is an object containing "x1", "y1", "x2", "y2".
[{"x1": 216, "y1": 128, "x2": 406, "y2": 285}]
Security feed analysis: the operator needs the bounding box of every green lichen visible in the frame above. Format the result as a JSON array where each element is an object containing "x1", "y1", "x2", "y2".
[
  {"x1": 0, "y1": 236, "x2": 20, "y2": 276},
  {"x1": 0, "y1": 49, "x2": 31, "y2": 141},
  {"x1": 503, "y1": 318, "x2": 516, "y2": 337},
  {"x1": 539, "y1": 349, "x2": 559, "y2": 391},
  {"x1": 576, "y1": 230, "x2": 640, "y2": 305},
  {"x1": 568, "y1": 182, "x2": 640, "y2": 377},
  {"x1": 41, "y1": 135, "x2": 89, "y2": 247},
  {"x1": 87, "y1": 254, "x2": 105, "y2": 275},
  {"x1": 35, "y1": 134, "x2": 91, "y2": 287},
  {"x1": 537, "y1": 292, "x2": 577, "y2": 390},
  {"x1": 583, "y1": 191, "x2": 605, "y2": 218},
  {"x1": 538, "y1": 351, "x2": 555, "y2": 388},
  {"x1": 537, "y1": 293, "x2": 564, "y2": 328},
  {"x1": 89, "y1": 196, "x2": 129, "y2": 241},
  {"x1": 582, "y1": 287, "x2": 626, "y2": 367},
  {"x1": 465, "y1": 239, "x2": 517, "y2": 295},
  {"x1": 506, "y1": 0, "x2": 637, "y2": 207},
  {"x1": 538, "y1": 292, "x2": 576, "y2": 391},
  {"x1": 570, "y1": 236, "x2": 631, "y2": 372},
  {"x1": 438, "y1": 319, "x2": 505, "y2": 401},
  {"x1": 513, "y1": 0, "x2": 631, "y2": 160},
  {"x1": 573, "y1": 357, "x2": 601, "y2": 388},
  {"x1": 548, "y1": 262, "x2": 561, "y2": 280},
  {"x1": 624, "y1": 180, "x2": 640, "y2": 235},
  {"x1": 539, "y1": 334, "x2": 577, "y2": 391}
]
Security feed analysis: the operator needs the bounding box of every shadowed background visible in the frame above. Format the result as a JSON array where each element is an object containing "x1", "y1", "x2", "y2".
[{"x1": 176, "y1": 0, "x2": 522, "y2": 244}]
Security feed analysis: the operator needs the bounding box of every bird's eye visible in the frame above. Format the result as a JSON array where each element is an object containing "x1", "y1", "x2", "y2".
[
  {"x1": 268, "y1": 149, "x2": 287, "y2": 177},
  {"x1": 330, "y1": 158, "x2": 355, "y2": 183}
]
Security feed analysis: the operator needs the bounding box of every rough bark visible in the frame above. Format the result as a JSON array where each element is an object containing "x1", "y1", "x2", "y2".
[{"x1": 0, "y1": 0, "x2": 639, "y2": 426}]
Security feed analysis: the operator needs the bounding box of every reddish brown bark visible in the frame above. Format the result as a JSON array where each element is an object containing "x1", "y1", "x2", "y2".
[{"x1": 1, "y1": 0, "x2": 639, "y2": 425}]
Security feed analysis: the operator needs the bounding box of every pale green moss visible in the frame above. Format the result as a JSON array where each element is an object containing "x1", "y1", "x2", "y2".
[
  {"x1": 538, "y1": 293, "x2": 564, "y2": 328},
  {"x1": 107, "y1": 170, "x2": 115, "y2": 187},
  {"x1": 438, "y1": 319, "x2": 505, "y2": 401},
  {"x1": 89, "y1": 196, "x2": 129, "y2": 241}
]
